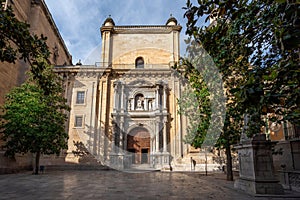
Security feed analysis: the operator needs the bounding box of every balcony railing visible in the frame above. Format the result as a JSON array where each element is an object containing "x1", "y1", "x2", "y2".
[{"x1": 94, "y1": 62, "x2": 176, "y2": 69}]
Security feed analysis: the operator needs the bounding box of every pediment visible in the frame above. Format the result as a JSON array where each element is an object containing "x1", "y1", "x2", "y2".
[{"x1": 127, "y1": 79, "x2": 154, "y2": 87}]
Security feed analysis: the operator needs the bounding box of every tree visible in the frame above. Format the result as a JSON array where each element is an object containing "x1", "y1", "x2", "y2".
[
  {"x1": 1, "y1": 1, "x2": 69, "y2": 174},
  {"x1": 178, "y1": 0, "x2": 299, "y2": 180},
  {"x1": 184, "y1": 0, "x2": 299, "y2": 134},
  {"x1": 177, "y1": 60, "x2": 211, "y2": 148},
  {"x1": 0, "y1": 58, "x2": 69, "y2": 174},
  {"x1": 174, "y1": 41, "x2": 239, "y2": 181}
]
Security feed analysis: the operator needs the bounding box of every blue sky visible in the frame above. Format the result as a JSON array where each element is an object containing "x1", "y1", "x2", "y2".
[{"x1": 44, "y1": 0, "x2": 190, "y2": 65}]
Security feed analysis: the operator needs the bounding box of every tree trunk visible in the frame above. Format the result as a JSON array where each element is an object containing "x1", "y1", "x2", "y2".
[
  {"x1": 35, "y1": 151, "x2": 40, "y2": 175},
  {"x1": 225, "y1": 145, "x2": 233, "y2": 181}
]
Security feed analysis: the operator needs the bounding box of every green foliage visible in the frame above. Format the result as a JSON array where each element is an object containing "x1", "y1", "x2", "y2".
[
  {"x1": 0, "y1": 1, "x2": 68, "y2": 173},
  {"x1": 174, "y1": 37, "x2": 227, "y2": 149},
  {"x1": 183, "y1": 0, "x2": 300, "y2": 137},
  {"x1": 0, "y1": 0, "x2": 50, "y2": 64},
  {"x1": 0, "y1": 59, "x2": 69, "y2": 158},
  {"x1": 177, "y1": 83, "x2": 211, "y2": 148},
  {"x1": 179, "y1": 0, "x2": 299, "y2": 181}
]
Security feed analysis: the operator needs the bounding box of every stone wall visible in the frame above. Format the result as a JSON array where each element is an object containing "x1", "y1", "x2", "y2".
[
  {"x1": 273, "y1": 140, "x2": 300, "y2": 172},
  {"x1": 111, "y1": 33, "x2": 173, "y2": 66},
  {"x1": 273, "y1": 141, "x2": 294, "y2": 171},
  {"x1": 0, "y1": 0, "x2": 72, "y2": 104},
  {"x1": 0, "y1": 0, "x2": 72, "y2": 173}
]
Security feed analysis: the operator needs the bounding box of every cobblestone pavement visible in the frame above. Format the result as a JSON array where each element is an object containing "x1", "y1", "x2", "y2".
[{"x1": 0, "y1": 170, "x2": 299, "y2": 200}]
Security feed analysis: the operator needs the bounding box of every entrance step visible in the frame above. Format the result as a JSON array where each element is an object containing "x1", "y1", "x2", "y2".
[
  {"x1": 41, "y1": 163, "x2": 111, "y2": 171},
  {"x1": 124, "y1": 164, "x2": 159, "y2": 173}
]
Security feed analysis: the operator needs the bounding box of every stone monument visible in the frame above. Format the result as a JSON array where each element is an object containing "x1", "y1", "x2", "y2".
[{"x1": 234, "y1": 133, "x2": 284, "y2": 194}]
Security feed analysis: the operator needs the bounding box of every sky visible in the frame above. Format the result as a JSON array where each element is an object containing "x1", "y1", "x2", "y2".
[{"x1": 44, "y1": 0, "x2": 190, "y2": 65}]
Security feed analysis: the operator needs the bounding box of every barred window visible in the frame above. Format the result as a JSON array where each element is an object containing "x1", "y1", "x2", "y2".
[
  {"x1": 75, "y1": 116, "x2": 83, "y2": 127},
  {"x1": 76, "y1": 91, "x2": 85, "y2": 104}
]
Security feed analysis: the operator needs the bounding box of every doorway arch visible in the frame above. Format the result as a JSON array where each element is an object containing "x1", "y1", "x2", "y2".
[{"x1": 127, "y1": 127, "x2": 150, "y2": 164}]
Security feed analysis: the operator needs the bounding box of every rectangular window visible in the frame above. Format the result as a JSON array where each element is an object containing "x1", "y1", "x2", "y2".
[
  {"x1": 75, "y1": 116, "x2": 83, "y2": 127},
  {"x1": 76, "y1": 91, "x2": 85, "y2": 104}
]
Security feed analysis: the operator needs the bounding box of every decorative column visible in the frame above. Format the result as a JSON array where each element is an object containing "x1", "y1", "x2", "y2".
[
  {"x1": 145, "y1": 99, "x2": 148, "y2": 110},
  {"x1": 156, "y1": 120, "x2": 160, "y2": 152},
  {"x1": 120, "y1": 84, "x2": 124, "y2": 112},
  {"x1": 119, "y1": 120, "x2": 124, "y2": 151},
  {"x1": 131, "y1": 98, "x2": 135, "y2": 111},
  {"x1": 127, "y1": 99, "x2": 131, "y2": 111},
  {"x1": 113, "y1": 82, "x2": 119, "y2": 112},
  {"x1": 155, "y1": 85, "x2": 159, "y2": 110},
  {"x1": 163, "y1": 119, "x2": 167, "y2": 152},
  {"x1": 163, "y1": 84, "x2": 167, "y2": 110},
  {"x1": 151, "y1": 137, "x2": 154, "y2": 153},
  {"x1": 111, "y1": 122, "x2": 116, "y2": 153}
]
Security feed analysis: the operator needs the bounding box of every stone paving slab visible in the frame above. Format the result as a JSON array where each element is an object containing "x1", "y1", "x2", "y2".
[{"x1": 0, "y1": 170, "x2": 299, "y2": 200}]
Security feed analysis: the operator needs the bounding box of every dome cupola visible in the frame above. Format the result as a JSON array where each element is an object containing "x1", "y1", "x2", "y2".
[
  {"x1": 166, "y1": 14, "x2": 178, "y2": 26},
  {"x1": 103, "y1": 15, "x2": 115, "y2": 26}
]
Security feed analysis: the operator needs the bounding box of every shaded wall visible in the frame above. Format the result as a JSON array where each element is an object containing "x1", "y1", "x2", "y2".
[{"x1": 0, "y1": 0, "x2": 72, "y2": 173}]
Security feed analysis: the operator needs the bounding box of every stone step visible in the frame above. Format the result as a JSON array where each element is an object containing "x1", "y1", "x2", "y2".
[
  {"x1": 39, "y1": 164, "x2": 111, "y2": 171},
  {"x1": 119, "y1": 164, "x2": 160, "y2": 173},
  {"x1": 172, "y1": 163, "x2": 222, "y2": 172}
]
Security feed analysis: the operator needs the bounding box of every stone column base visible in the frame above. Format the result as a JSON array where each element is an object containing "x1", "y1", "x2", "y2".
[
  {"x1": 234, "y1": 178, "x2": 284, "y2": 195},
  {"x1": 151, "y1": 152, "x2": 170, "y2": 169},
  {"x1": 109, "y1": 153, "x2": 125, "y2": 170},
  {"x1": 65, "y1": 152, "x2": 79, "y2": 163}
]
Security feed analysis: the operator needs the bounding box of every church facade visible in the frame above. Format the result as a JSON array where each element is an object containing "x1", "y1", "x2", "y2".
[{"x1": 56, "y1": 17, "x2": 220, "y2": 170}]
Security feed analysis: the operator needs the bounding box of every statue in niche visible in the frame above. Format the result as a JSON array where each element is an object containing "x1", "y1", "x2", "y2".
[{"x1": 136, "y1": 97, "x2": 144, "y2": 110}]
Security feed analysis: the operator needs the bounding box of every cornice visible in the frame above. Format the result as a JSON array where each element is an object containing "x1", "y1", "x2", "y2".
[
  {"x1": 100, "y1": 25, "x2": 182, "y2": 35},
  {"x1": 113, "y1": 25, "x2": 182, "y2": 34},
  {"x1": 54, "y1": 66, "x2": 181, "y2": 80},
  {"x1": 54, "y1": 66, "x2": 109, "y2": 78}
]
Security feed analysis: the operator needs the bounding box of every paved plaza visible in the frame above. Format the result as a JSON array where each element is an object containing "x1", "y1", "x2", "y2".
[{"x1": 0, "y1": 170, "x2": 299, "y2": 200}]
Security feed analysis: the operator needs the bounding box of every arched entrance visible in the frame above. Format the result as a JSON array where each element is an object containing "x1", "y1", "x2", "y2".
[{"x1": 127, "y1": 127, "x2": 150, "y2": 164}]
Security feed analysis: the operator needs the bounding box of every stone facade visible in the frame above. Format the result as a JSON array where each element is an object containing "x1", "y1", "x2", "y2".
[
  {"x1": 55, "y1": 17, "x2": 223, "y2": 171},
  {"x1": 0, "y1": 0, "x2": 72, "y2": 173}
]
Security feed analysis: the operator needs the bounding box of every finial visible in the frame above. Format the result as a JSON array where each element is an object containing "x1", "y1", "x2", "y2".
[
  {"x1": 166, "y1": 14, "x2": 177, "y2": 25},
  {"x1": 76, "y1": 59, "x2": 82, "y2": 65},
  {"x1": 103, "y1": 15, "x2": 115, "y2": 26}
]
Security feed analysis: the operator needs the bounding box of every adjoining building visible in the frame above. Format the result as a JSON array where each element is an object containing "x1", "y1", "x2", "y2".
[{"x1": 0, "y1": 0, "x2": 72, "y2": 173}]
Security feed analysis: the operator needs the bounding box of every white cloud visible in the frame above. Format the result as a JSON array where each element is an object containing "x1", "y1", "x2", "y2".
[{"x1": 44, "y1": 0, "x2": 189, "y2": 64}]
